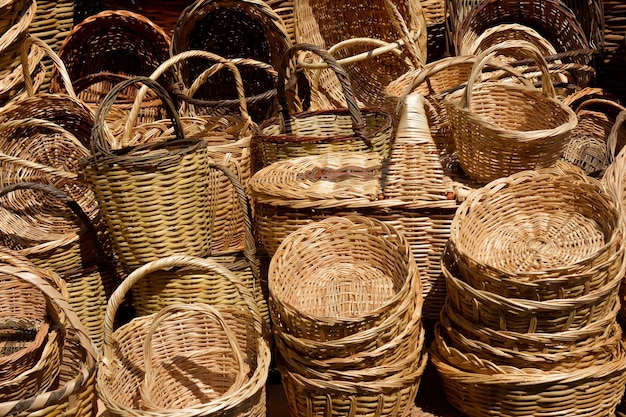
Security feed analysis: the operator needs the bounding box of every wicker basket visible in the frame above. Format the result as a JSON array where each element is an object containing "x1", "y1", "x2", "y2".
[
  {"x1": 431, "y1": 335, "x2": 626, "y2": 417},
  {"x1": 0, "y1": 181, "x2": 118, "y2": 350},
  {"x1": 449, "y1": 163, "x2": 623, "y2": 300},
  {"x1": 435, "y1": 312, "x2": 623, "y2": 373},
  {"x1": 449, "y1": 0, "x2": 599, "y2": 54},
  {"x1": 251, "y1": 92, "x2": 457, "y2": 322},
  {"x1": 294, "y1": 0, "x2": 427, "y2": 110},
  {"x1": 252, "y1": 43, "x2": 393, "y2": 172},
  {"x1": 562, "y1": 98, "x2": 626, "y2": 176},
  {"x1": 442, "y1": 245, "x2": 623, "y2": 333},
  {"x1": 0, "y1": 265, "x2": 98, "y2": 417},
  {"x1": 83, "y1": 76, "x2": 216, "y2": 273},
  {"x1": 269, "y1": 215, "x2": 422, "y2": 341},
  {"x1": 444, "y1": 40, "x2": 578, "y2": 182},
  {"x1": 50, "y1": 9, "x2": 171, "y2": 123},
  {"x1": 0, "y1": 257, "x2": 66, "y2": 402},
  {"x1": 97, "y1": 255, "x2": 270, "y2": 417},
  {"x1": 171, "y1": 0, "x2": 292, "y2": 123}
]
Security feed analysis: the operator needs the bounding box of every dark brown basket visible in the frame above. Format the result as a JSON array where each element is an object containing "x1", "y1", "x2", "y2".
[{"x1": 171, "y1": 0, "x2": 292, "y2": 122}]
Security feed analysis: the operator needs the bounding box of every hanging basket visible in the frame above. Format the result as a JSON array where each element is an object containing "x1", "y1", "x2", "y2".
[
  {"x1": 444, "y1": 40, "x2": 578, "y2": 182},
  {"x1": 251, "y1": 43, "x2": 393, "y2": 172},
  {"x1": 97, "y1": 255, "x2": 270, "y2": 417}
]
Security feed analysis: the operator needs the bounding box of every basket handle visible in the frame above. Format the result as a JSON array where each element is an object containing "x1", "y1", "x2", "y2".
[
  {"x1": 0, "y1": 264, "x2": 98, "y2": 415},
  {"x1": 0, "y1": 118, "x2": 85, "y2": 181},
  {"x1": 461, "y1": 40, "x2": 557, "y2": 110},
  {"x1": 102, "y1": 255, "x2": 263, "y2": 368},
  {"x1": 91, "y1": 76, "x2": 186, "y2": 158},
  {"x1": 181, "y1": 57, "x2": 277, "y2": 118},
  {"x1": 20, "y1": 35, "x2": 76, "y2": 99},
  {"x1": 127, "y1": 50, "x2": 253, "y2": 140},
  {"x1": 0, "y1": 181, "x2": 119, "y2": 282},
  {"x1": 71, "y1": 71, "x2": 136, "y2": 96},
  {"x1": 382, "y1": 0, "x2": 426, "y2": 69},
  {"x1": 140, "y1": 303, "x2": 249, "y2": 404},
  {"x1": 575, "y1": 98, "x2": 626, "y2": 116},
  {"x1": 395, "y1": 54, "x2": 534, "y2": 100},
  {"x1": 278, "y1": 43, "x2": 369, "y2": 147},
  {"x1": 607, "y1": 111, "x2": 626, "y2": 165}
]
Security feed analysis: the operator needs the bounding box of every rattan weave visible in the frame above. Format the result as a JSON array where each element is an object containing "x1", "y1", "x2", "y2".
[
  {"x1": 0, "y1": 266, "x2": 98, "y2": 417},
  {"x1": 252, "y1": 43, "x2": 393, "y2": 172},
  {"x1": 444, "y1": 40, "x2": 578, "y2": 182},
  {"x1": 171, "y1": 0, "x2": 292, "y2": 122},
  {"x1": 97, "y1": 255, "x2": 270, "y2": 417},
  {"x1": 83, "y1": 76, "x2": 213, "y2": 274}
]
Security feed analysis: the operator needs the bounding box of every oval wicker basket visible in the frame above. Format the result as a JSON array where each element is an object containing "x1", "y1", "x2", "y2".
[
  {"x1": 0, "y1": 264, "x2": 97, "y2": 417},
  {"x1": 444, "y1": 40, "x2": 578, "y2": 182},
  {"x1": 97, "y1": 255, "x2": 270, "y2": 417},
  {"x1": 430, "y1": 336, "x2": 626, "y2": 417}
]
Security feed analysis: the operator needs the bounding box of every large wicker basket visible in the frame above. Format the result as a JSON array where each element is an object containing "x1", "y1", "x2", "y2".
[{"x1": 97, "y1": 255, "x2": 270, "y2": 417}]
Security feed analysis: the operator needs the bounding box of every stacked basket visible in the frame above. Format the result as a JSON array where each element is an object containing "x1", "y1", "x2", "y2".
[
  {"x1": 430, "y1": 162, "x2": 626, "y2": 417},
  {"x1": 269, "y1": 215, "x2": 427, "y2": 417}
]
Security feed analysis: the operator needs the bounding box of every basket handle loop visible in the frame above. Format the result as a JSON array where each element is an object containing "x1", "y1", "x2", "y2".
[
  {"x1": 20, "y1": 35, "x2": 77, "y2": 99},
  {"x1": 461, "y1": 40, "x2": 556, "y2": 110},
  {"x1": 91, "y1": 76, "x2": 185, "y2": 157},
  {"x1": 607, "y1": 111, "x2": 626, "y2": 166},
  {"x1": 71, "y1": 71, "x2": 136, "y2": 96},
  {"x1": 575, "y1": 98, "x2": 626, "y2": 116},
  {"x1": 140, "y1": 303, "x2": 249, "y2": 403},
  {"x1": 102, "y1": 255, "x2": 263, "y2": 367},
  {"x1": 0, "y1": 181, "x2": 119, "y2": 283},
  {"x1": 133, "y1": 50, "x2": 252, "y2": 125},
  {"x1": 278, "y1": 43, "x2": 369, "y2": 147}
]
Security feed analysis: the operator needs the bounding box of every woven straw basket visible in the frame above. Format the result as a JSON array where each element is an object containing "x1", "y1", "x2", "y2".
[
  {"x1": 294, "y1": 0, "x2": 427, "y2": 110},
  {"x1": 0, "y1": 181, "x2": 118, "y2": 350},
  {"x1": 252, "y1": 43, "x2": 393, "y2": 172},
  {"x1": 50, "y1": 9, "x2": 171, "y2": 124},
  {"x1": 448, "y1": 162, "x2": 623, "y2": 301},
  {"x1": 83, "y1": 76, "x2": 215, "y2": 273},
  {"x1": 0, "y1": 264, "x2": 98, "y2": 417},
  {"x1": 97, "y1": 255, "x2": 270, "y2": 417},
  {"x1": 172, "y1": 0, "x2": 292, "y2": 123},
  {"x1": 444, "y1": 40, "x2": 578, "y2": 182},
  {"x1": 562, "y1": 99, "x2": 626, "y2": 177},
  {"x1": 0, "y1": 254, "x2": 66, "y2": 402}
]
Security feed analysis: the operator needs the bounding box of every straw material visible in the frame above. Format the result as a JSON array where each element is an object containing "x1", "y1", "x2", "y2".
[
  {"x1": 449, "y1": 163, "x2": 623, "y2": 301},
  {"x1": 0, "y1": 257, "x2": 66, "y2": 402},
  {"x1": 250, "y1": 92, "x2": 457, "y2": 321},
  {"x1": 0, "y1": 265, "x2": 98, "y2": 417},
  {"x1": 294, "y1": 0, "x2": 427, "y2": 110},
  {"x1": 431, "y1": 336, "x2": 626, "y2": 417},
  {"x1": 269, "y1": 215, "x2": 421, "y2": 341},
  {"x1": 97, "y1": 255, "x2": 270, "y2": 417},
  {"x1": 444, "y1": 40, "x2": 578, "y2": 182},
  {"x1": 460, "y1": 23, "x2": 557, "y2": 59},
  {"x1": 83, "y1": 76, "x2": 216, "y2": 273},
  {"x1": 50, "y1": 9, "x2": 171, "y2": 124},
  {"x1": 0, "y1": 181, "x2": 119, "y2": 350},
  {"x1": 252, "y1": 43, "x2": 393, "y2": 172},
  {"x1": 562, "y1": 99, "x2": 626, "y2": 177},
  {"x1": 172, "y1": 0, "x2": 292, "y2": 123},
  {"x1": 602, "y1": 1, "x2": 626, "y2": 103}
]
